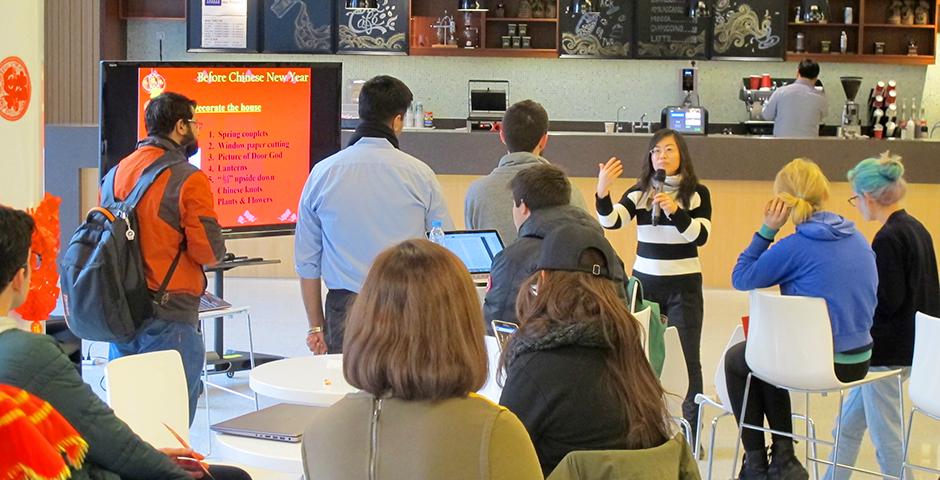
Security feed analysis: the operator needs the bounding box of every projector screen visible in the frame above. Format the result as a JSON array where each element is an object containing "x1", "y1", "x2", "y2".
[{"x1": 100, "y1": 61, "x2": 341, "y2": 238}]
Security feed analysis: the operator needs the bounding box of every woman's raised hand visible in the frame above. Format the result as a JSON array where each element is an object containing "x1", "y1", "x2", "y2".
[{"x1": 597, "y1": 157, "x2": 623, "y2": 198}]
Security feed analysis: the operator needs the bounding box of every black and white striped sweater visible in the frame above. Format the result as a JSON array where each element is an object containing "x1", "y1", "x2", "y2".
[{"x1": 596, "y1": 182, "x2": 712, "y2": 291}]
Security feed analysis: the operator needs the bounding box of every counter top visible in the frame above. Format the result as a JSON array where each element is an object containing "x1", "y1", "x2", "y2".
[{"x1": 342, "y1": 130, "x2": 940, "y2": 183}]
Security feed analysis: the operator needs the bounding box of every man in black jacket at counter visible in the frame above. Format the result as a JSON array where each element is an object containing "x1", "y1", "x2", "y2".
[{"x1": 483, "y1": 164, "x2": 601, "y2": 330}]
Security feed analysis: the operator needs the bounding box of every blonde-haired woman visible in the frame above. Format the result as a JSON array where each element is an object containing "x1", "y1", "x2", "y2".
[
  {"x1": 726, "y1": 158, "x2": 878, "y2": 480},
  {"x1": 301, "y1": 239, "x2": 542, "y2": 480}
]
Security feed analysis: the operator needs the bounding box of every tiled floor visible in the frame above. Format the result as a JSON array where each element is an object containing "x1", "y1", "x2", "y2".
[{"x1": 83, "y1": 278, "x2": 940, "y2": 479}]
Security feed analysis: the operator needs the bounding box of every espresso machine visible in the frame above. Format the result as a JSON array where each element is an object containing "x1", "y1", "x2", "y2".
[
  {"x1": 738, "y1": 77, "x2": 779, "y2": 135},
  {"x1": 839, "y1": 76, "x2": 863, "y2": 138}
]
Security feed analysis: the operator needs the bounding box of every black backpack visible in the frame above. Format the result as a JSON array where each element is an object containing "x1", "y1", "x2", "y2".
[{"x1": 59, "y1": 156, "x2": 184, "y2": 343}]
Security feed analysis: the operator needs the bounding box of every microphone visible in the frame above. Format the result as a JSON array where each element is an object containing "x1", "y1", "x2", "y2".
[{"x1": 651, "y1": 169, "x2": 667, "y2": 226}]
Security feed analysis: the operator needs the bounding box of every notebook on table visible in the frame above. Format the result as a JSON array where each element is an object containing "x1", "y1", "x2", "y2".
[
  {"x1": 433, "y1": 230, "x2": 504, "y2": 285},
  {"x1": 211, "y1": 403, "x2": 323, "y2": 443}
]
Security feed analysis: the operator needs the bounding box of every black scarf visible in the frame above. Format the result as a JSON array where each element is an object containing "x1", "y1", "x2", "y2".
[
  {"x1": 503, "y1": 321, "x2": 609, "y2": 370},
  {"x1": 347, "y1": 121, "x2": 400, "y2": 149}
]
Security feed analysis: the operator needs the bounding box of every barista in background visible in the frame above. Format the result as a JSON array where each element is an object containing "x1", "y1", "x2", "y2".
[{"x1": 762, "y1": 59, "x2": 828, "y2": 138}]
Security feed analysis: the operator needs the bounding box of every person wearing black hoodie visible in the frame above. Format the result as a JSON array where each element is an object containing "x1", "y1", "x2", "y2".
[
  {"x1": 483, "y1": 164, "x2": 601, "y2": 330},
  {"x1": 823, "y1": 153, "x2": 940, "y2": 480}
]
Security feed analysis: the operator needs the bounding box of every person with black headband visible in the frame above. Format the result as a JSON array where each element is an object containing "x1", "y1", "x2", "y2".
[{"x1": 295, "y1": 75, "x2": 453, "y2": 354}]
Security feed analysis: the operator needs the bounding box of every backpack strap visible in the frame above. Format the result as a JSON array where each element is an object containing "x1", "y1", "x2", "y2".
[
  {"x1": 154, "y1": 240, "x2": 186, "y2": 306},
  {"x1": 123, "y1": 155, "x2": 184, "y2": 209},
  {"x1": 106, "y1": 140, "x2": 190, "y2": 306}
]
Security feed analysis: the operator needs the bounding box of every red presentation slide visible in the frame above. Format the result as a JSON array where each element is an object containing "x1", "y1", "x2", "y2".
[{"x1": 136, "y1": 66, "x2": 312, "y2": 229}]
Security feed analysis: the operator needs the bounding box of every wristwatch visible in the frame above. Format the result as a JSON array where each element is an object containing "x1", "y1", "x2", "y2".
[{"x1": 307, "y1": 326, "x2": 323, "y2": 334}]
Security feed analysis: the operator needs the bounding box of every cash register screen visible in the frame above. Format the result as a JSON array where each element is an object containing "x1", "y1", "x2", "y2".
[
  {"x1": 470, "y1": 90, "x2": 507, "y2": 113},
  {"x1": 662, "y1": 106, "x2": 707, "y2": 135}
]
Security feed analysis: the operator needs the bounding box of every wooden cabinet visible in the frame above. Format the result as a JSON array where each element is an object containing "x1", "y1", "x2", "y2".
[
  {"x1": 785, "y1": 0, "x2": 936, "y2": 64},
  {"x1": 409, "y1": 0, "x2": 559, "y2": 57}
]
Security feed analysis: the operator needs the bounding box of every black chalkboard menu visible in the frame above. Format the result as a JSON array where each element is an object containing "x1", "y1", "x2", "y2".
[
  {"x1": 263, "y1": 0, "x2": 334, "y2": 53},
  {"x1": 187, "y1": 0, "x2": 261, "y2": 52},
  {"x1": 710, "y1": 0, "x2": 787, "y2": 59},
  {"x1": 560, "y1": 1, "x2": 634, "y2": 58},
  {"x1": 634, "y1": 0, "x2": 708, "y2": 59},
  {"x1": 336, "y1": 0, "x2": 408, "y2": 54}
]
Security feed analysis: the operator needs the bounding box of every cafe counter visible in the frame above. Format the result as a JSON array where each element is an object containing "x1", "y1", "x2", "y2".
[{"x1": 228, "y1": 129, "x2": 940, "y2": 289}]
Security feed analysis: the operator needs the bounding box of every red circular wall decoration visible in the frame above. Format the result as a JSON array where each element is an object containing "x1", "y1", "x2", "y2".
[{"x1": 0, "y1": 56, "x2": 31, "y2": 122}]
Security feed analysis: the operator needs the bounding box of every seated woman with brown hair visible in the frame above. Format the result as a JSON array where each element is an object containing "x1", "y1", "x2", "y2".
[
  {"x1": 499, "y1": 224, "x2": 679, "y2": 477},
  {"x1": 301, "y1": 239, "x2": 542, "y2": 480}
]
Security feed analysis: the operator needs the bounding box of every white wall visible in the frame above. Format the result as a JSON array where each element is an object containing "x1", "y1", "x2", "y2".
[
  {"x1": 128, "y1": 19, "x2": 938, "y2": 127},
  {"x1": 0, "y1": 0, "x2": 44, "y2": 208}
]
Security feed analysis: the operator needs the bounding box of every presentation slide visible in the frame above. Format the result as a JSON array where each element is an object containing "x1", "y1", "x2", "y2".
[{"x1": 135, "y1": 66, "x2": 312, "y2": 229}]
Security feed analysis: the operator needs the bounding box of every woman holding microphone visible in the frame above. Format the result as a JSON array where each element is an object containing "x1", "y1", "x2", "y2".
[{"x1": 595, "y1": 128, "x2": 712, "y2": 429}]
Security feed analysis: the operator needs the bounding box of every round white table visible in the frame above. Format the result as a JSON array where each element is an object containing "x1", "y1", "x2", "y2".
[
  {"x1": 248, "y1": 337, "x2": 504, "y2": 405},
  {"x1": 249, "y1": 354, "x2": 356, "y2": 406}
]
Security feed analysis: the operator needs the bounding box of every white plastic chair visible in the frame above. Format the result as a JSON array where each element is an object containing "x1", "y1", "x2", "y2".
[
  {"x1": 105, "y1": 350, "x2": 190, "y2": 449},
  {"x1": 694, "y1": 325, "x2": 744, "y2": 479},
  {"x1": 633, "y1": 307, "x2": 652, "y2": 358},
  {"x1": 477, "y1": 335, "x2": 503, "y2": 403},
  {"x1": 661, "y1": 326, "x2": 693, "y2": 444},
  {"x1": 693, "y1": 325, "x2": 819, "y2": 480},
  {"x1": 900, "y1": 312, "x2": 940, "y2": 478},
  {"x1": 731, "y1": 291, "x2": 904, "y2": 479}
]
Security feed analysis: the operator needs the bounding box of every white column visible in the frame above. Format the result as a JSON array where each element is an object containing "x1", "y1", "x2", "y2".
[{"x1": 0, "y1": 0, "x2": 44, "y2": 209}]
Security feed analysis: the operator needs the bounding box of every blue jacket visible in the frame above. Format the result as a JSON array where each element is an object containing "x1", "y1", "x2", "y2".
[{"x1": 732, "y1": 211, "x2": 877, "y2": 353}]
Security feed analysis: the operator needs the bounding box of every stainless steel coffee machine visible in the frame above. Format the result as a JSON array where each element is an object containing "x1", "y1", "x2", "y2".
[
  {"x1": 839, "y1": 76, "x2": 863, "y2": 138},
  {"x1": 738, "y1": 77, "x2": 777, "y2": 135}
]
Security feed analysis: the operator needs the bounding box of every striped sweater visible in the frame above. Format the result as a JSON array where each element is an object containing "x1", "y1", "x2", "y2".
[{"x1": 596, "y1": 182, "x2": 712, "y2": 291}]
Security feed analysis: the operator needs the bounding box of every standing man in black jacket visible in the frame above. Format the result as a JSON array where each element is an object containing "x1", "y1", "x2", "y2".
[{"x1": 825, "y1": 153, "x2": 940, "y2": 480}]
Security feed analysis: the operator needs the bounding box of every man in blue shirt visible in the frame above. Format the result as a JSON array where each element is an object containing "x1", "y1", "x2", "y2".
[
  {"x1": 762, "y1": 59, "x2": 828, "y2": 138},
  {"x1": 295, "y1": 76, "x2": 454, "y2": 354}
]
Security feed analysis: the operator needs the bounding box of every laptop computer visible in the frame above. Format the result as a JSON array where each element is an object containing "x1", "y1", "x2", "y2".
[
  {"x1": 198, "y1": 290, "x2": 232, "y2": 313},
  {"x1": 434, "y1": 230, "x2": 504, "y2": 285},
  {"x1": 211, "y1": 403, "x2": 323, "y2": 443}
]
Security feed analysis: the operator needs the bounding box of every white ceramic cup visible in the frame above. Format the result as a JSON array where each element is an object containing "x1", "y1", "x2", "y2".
[{"x1": 604, "y1": 122, "x2": 615, "y2": 134}]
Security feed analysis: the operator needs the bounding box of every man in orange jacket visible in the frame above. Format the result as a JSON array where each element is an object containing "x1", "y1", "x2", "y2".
[{"x1": 108, "y1": 92, "x2": 225, "y2": 425}]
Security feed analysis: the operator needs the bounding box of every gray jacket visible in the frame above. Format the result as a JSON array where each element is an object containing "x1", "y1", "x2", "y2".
[
  {"x1": 483, "y1": 205, "x2": 602, "y2": 328},
  {"x1": 465, "y1": 152, "x2": 588, "y2": 245}
]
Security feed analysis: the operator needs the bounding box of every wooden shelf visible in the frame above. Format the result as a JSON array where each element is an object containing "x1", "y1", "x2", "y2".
[
  {"x1": 410, "y1": 46, "x2": 558, "y2": 57},
  {"x1": 789, "y1": 22, "x2": 859, "y2": 27},
  {"x1": 786, "y1": 52, "x2": 936, "y2": 64},
  {"x1": 863, "y1": 23, "x2": 937, "y2": 28},
  {"x1": 486, "y1": 17, "x2": 558, "y2": 22}
]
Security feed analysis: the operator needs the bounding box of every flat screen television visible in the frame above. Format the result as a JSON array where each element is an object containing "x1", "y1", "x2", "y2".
[{"x1": 99, "y1": 61, "x2": 342, "y2": 238}]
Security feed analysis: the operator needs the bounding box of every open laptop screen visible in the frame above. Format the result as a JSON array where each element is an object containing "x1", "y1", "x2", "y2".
[{"x1": 438, "y1": 230, "x2": 504, "y2": 274}]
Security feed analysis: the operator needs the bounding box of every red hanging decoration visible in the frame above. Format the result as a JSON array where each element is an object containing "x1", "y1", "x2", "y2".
[{"x1": 15, "y1": 194, "x2": 61, "y2": 331}]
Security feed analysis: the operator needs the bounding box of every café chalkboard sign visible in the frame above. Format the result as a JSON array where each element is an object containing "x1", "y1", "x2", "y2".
[
  {"x1": 560, "y1": 0, "x2": 634, "y2": 58},
  {"x1": 711, "y1": 0, "x2": 786, "y2": 59},
  {"x1": 263, "y1": 0, "x2": 333, "y2": 53},
  {"x1": 336, "y1": 0, "x2": 408, "y2": 54},
  {"x1": 634, "y1": 0, "x2": 707, "y2": 59}
]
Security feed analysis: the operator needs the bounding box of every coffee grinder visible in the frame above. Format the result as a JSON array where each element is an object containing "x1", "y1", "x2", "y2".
[{"x1": 840, "y1": 76, "x2": 863, "y2": 138}]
